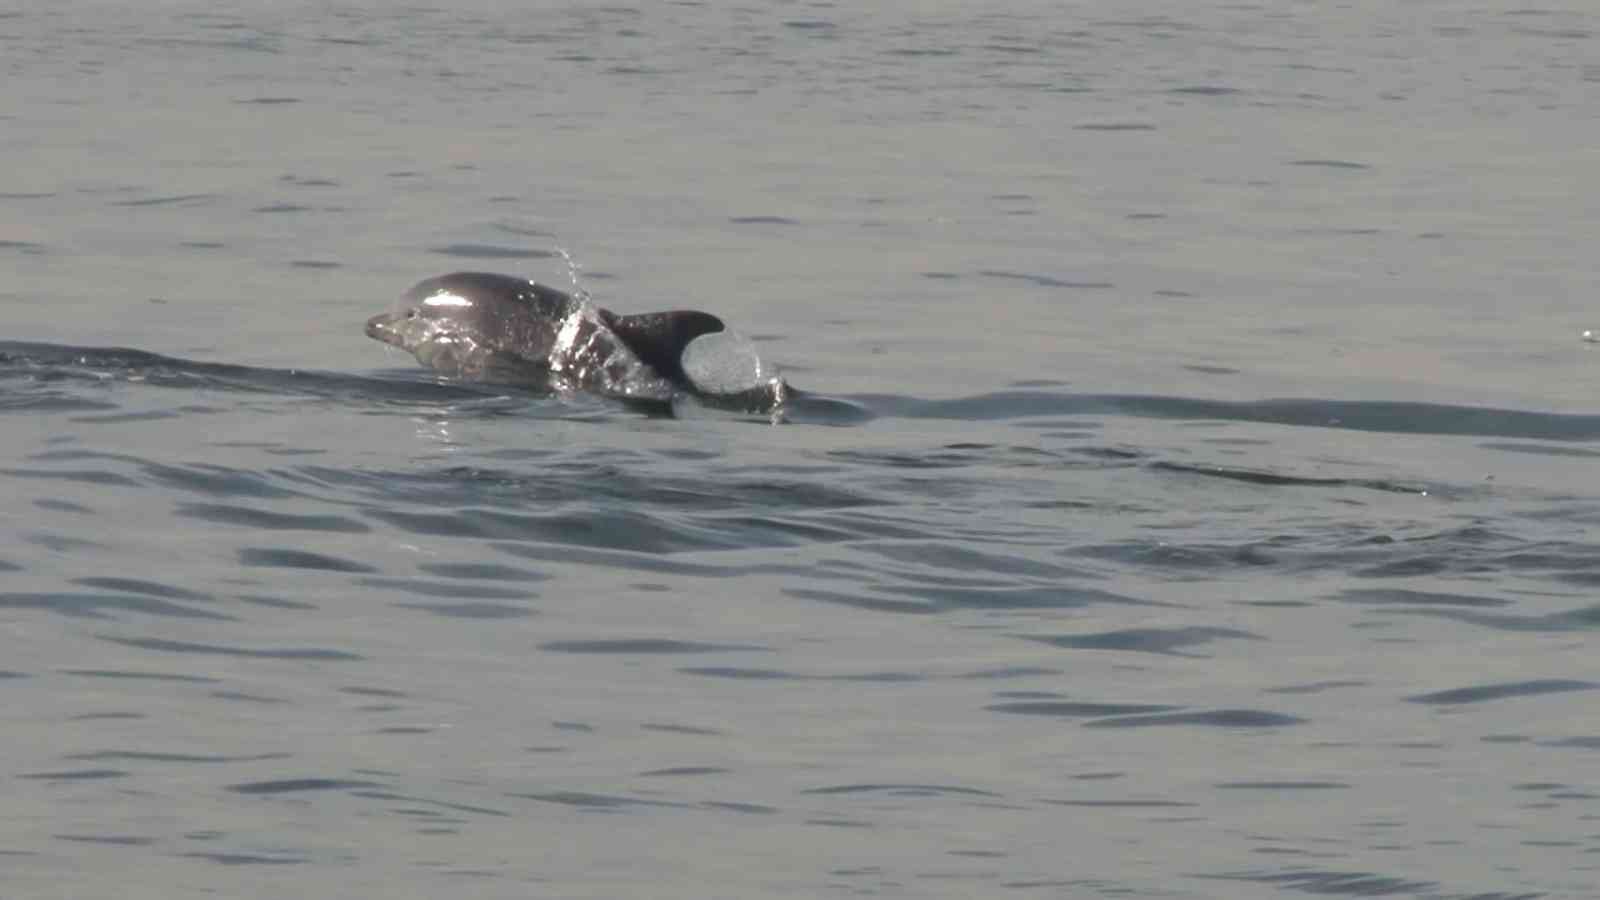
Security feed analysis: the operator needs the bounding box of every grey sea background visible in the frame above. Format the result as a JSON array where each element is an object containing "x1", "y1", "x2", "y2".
[{"x1": 4, "y1": 2, "x2": 1599, "y2": 897}]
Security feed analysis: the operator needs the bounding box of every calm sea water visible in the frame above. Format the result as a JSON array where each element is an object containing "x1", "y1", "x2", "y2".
[{"x1": 4, "y1": 2, "x2": 1599, "y2": 898}]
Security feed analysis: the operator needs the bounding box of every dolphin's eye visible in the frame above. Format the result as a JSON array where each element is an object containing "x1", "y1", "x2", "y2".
[{"x1": 406, "y1": 309, "x2": 417, "y2": 319}]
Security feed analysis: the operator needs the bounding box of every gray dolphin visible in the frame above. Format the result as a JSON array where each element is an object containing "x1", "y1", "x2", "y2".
[{"x1": 366, "y1": 271, "x2": 783, "y2": 410}]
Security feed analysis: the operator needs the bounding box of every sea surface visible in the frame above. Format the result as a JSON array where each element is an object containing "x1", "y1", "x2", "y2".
[{"x1": 4, "y1": 2, "x2": 1599, "y2": 898}]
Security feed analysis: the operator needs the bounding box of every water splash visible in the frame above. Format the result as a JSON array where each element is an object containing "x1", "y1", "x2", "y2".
[{"x1": 555, "y1": 245, "x2": 589, "y2": 304}]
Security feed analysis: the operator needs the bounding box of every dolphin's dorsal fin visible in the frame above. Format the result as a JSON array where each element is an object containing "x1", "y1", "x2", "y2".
[{"x1": 602, "y1": 310, "x2": 726, "y2": 386}]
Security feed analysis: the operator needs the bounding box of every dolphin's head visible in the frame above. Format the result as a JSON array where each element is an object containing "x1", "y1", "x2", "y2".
[{"x1": 366, "y1": 272, "x2": 573, "y2": 379}]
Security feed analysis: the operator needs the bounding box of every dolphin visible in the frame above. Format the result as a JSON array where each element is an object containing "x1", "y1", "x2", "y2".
[{"x1": 366, "y1": 271, "x2": 785, "y2": 410}]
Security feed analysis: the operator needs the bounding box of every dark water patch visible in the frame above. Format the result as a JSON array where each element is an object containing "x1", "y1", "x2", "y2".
[
  {"x1": 541, "y1": 639, "x2": 764, "y2": 654},
  {"x1": 333, "y1": 463, "x2": 871, "y2": 514},
  {"x1": 0, "y1": 240, "x2": 45, "y2": 253},
  {"x1": 0, "y1": 394, "x2": 120, "y2": 414},
  {"x1": 0, "y1": 558, "x2": 22, "y2": 571},
  {"x1": 181, "y1": 240, "x2": 226, "y2": 249},
  {"x1": 978, "y1": 269, "x2": 1114, "y2": 289},
  {"x1": 705, "y1": 515, "x2": 864, "y2": 546},
  {"x1": 182, "y1": 852, "x2": 307, "y2": 866},
  {"x1": 959, "y1": 666, "x2": 1062, "y2": 680},
  {"x1": 888, "y1": 47, "x2": 958, "y2": 57},
  {"x1": 1263, "y1": 680, "x2": 1368, "y2": 695},
  {"x1": 803, "y1": 784, "x2": 1000, "y2": 798},
  {"x1": 1351, "y1": 557, "x2": 1450, "y2": 577},
  {"x1": 360, "y1": 576, "x2": 533, "y2": 600},
  {"x1": 823, "y1": 447, "x2": 993, "y2": 471},
  {"x1": 0, "y1": 191, "x2": 55, "y2": 199},
  {"x1": 2, "y1": 341, "x2": 499, "y2": 407},
  {"x1": 342, "y1": 686, "x2": 406, "y2": 698},
  {"x1": 512, "y1": 791, "x2": 686, "y2": 809},
  {"x1": 1170, "y1": 85, "x2": 1240, "y2": 95},
  {"x1": 859, "y1": 543, "x2": 1091, "y2": 580},
  {"x1": 1407, "y1": 679, "x2": 1598, "y2": 705},
  {"x1": 110, "y1": 194, "x2": 216, "y2": 207},
  {"x1": 71, "y1": 409, "x2": 184, "y2": 424},
  {"x1": 66, "y1": 751, "x2": 290, "y2": 764},
  {"x1": 26, "y1": 532, "x2": 108, "y2": 552},
  {"x1": 728, "y1": 216, "x2": 799, "y2": 225},
  {"x1": 923, "y1": 271, "x2": 961, "y2": 280},
  {"x1": 853, "y1": 389, "x2": 1600, "y2": 441},
  {"x1": 348, "y1": 790, "x2": 510, "y2": 818},
  {"x1": 0, "y1": 670, "x2": 26, "y2": 678},
  {"x1": 1183, "y1": 364, "x2": 1236, "y2": 374},
  {"x1": 21, "y1": 769, "x2": 128, "y2": 781},
  {"x1": 428, "y1": 243, "x2": 555, "y2": 259},
  {"x1": 176, "y1": 502, "x2": 369, "y2": 533},
  {"x1": 679, "y1": 666, "x2": 803, "y2": 680},
  {"x1": 1436, "y1": 600, "x2": 1600, "y2": 634},
  {"x1": 783, "y1": 587, "x2": 937, "y2": 615},
  {"x1": 1, "y1": 467, "x2": 140, "y2": 487},
  {"x1": 1152, "y1": 461, "x2": 1426, "y2": 494},
  {"x1": 700, "y1": 801, "x2": 777, "y2": 815},
  {"x1": 1336, "y1": 588, "x2": 1510, "y2": 608},
  {"x1": 235, "y1": 593, "x2": 317, "y2": 611},
  {"x1": 289, "y1": 260, "x2": 341, "y2": 269},
  {"x1": 1289, "y1": 159, "x2": 1370, "y2": 170},
  {"x1": 229, "y1": 777, "x2": 382, "y2": 795},
  {"x1": 369, "y1": 507, "x2": 747, "y2": 553},
  {"x1": 73, "y1": 577, "x2": 208, "y2": 601},
  {"x1": 281, "y1": 175, "x2": 339, "y2": 187},
  {"x1": 211, "y1": 691, "x2": 288, "y2": 704},
  {"x1": 417, "y1": 562, "x2": 546, "y2": 581},
  {"x1": 1215, "y1": 781, "x2": 1349, "y2": 790},
  {"x1": 1075, "y1": 122, "x2": 1157, "y2": 131},
  {"x1": 53, "y1": 834, "x2": 156, "y2": 846},
  {"x1": 238, "y1": 547, "x2": 376, "y2": 573},
  {"x1": 830, "y1": 670, "x2": 923, "y2": 683},
  {"x1": 102, "y1": 636, "x2": 364, "y2": 661},
  {"x1": 1199, "y1": 868, "x2": 1539, "y2": 899},
  {"x1": 1481, "y1": 440, "x2": 1600, "y2": 458},
  {"x1": 252, "y1": 203, "x2": 311, "y2": 213},
  {"x1": 642, "y1": 723, "x2": 724, "y2": 736},
  {"x1": 1085, "y1": 709, "x2": 1305, "y2": 728},
  {"x1": 1024, "y1": 626, "x2": 1260, "y2": 656},
  {"x1": 1541, "y1": 736, "x2": 1600, "y2": 750},
  {"x1": 679, "y1": 666, "x2": 919, "y2": 682},
  {"x1": 0, "y1": 591, "x2": 231, "y2": 621},
  {"x1": 1293, "y1": 226, "x2": 1383, "y2": 237},
  {"x1": 141, "y1": 462, "x2": 300, "y2": 499},
  {"x1": 62, "y1": 668, "x2": 219, "y2": 683},
  {"x1": 988, "y1": 701, "x2": 1181, "y2": 718},
  {"x1": 786, "y1": 583, "x2": 1157, "y2": 615},
  {"x1": 881, "y1": 583, "x2": 1163, "y2": 612},
  {"x1": 1044, "y1": 799, "x2": 1196, "y2": 808},
  {"x1": 395, "y1": 601, "x2": 535, "y2": 619},
  {"x1": 641, "y1": 766, "x2": 728, "y2": 777},
  {"x1": 784, "y1": 20, "x2": 836, "y2": 31},
  {"x1": 237, "y1": 96, "x2": 300, "y2": 104}
]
